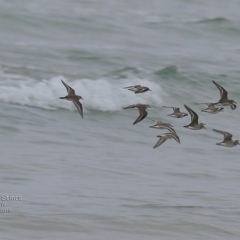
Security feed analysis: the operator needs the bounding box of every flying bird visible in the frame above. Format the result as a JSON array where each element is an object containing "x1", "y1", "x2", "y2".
[
  {"x1": 212, "y1": 129, "x2": 239, "y2": 147},
  {"x1": 123, "y1": 104, "x2": 150, "y2": 125},
  {"x1": 148, "y1": 119, "x2": 176, "y2": 134},
  {"x1": 153, "y1": 132, "x2": 180, "y2": 149},
  {"x1": 59, "y1": 80, "x2": 84, "y2": 118},
  {"x1": 183, "y1": 105, "x2": 205, "y2": 130},
  {"x1": 123, "y1": 85, "x2": 151, "y2": 93},
  {"x1": 162, "y1": 106, "x2": 188, "y2": 118},
  {"x1": 212, "y1": 80, "x2": 237, "y2": 110},
  {"x1": 194, "y1": 103, "x2": 224, "y2": 114}
]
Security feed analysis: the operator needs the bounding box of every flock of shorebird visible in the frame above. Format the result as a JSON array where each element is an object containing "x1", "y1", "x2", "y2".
[{"x1": 59, "y1": 79, "x2": 239, "y2": 149}]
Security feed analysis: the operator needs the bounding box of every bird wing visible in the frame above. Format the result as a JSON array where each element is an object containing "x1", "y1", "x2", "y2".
[
  {"x1": 213, "y1": 129, "x2": 232, "y2": 141},
  {"x1": 71, "y1": 99, "x2": 83, "y2": 118},
  {"x1": 173, "y1": 108, "x2": 180, "y2": 113},
  {"x1": 133, "y1": 108, "x2": 148, "y2": 125},
  {"x1": 230, "y1": 103, "x2": 237, "y2": 110},
  {"x1": 165, "y1": 126, "x2": 177, "y2": 134},
  {"x1": 212, "y1": 80, "x2": 228, "y2": 101},
  {"x1": 184, "y1": 105, "x2": 199, "y2": 125},
  {"x1": 153, "y1": 137, "x2": 167, "y2": 148},
  {"x1": 207, "y1": 103, "x2": 216, "y2": 108},
  {"x1": 123, "y1": 104, "x2": 136, "y2": 110},
  {"x1": 171, "y1": 133, "x2": 180, "y2": 143},
  {"x1": 61, "y1": 80, "x2": 75, "y2": 94},
  {"x1": 134, "y1": 87, "x2": 148, "y2": 93},
  {"x1": 123, "y1": 85, "x2": 141, "y2": 89}
]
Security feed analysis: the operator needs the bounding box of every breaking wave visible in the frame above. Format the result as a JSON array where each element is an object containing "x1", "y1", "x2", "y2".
[{"x1": 0, "y1": 76, "x2": 164, "y2": 112}]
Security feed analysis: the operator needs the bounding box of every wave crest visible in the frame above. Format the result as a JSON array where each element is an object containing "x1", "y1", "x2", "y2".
[{"x1": 0, "y1": 76, "x2": 164, "y2": 112}]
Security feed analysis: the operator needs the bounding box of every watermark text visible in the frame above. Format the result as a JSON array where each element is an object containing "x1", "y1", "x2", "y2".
[{"x1": 0, "y1": 194, "x2": 23, "y2": 213}]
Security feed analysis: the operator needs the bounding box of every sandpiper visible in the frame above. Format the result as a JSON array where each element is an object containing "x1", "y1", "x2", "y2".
[
  {"x1": 123, "y1": 104, "x2": 150, "y2": 125},
  {"x1": 148, "y1": 118, "x2": 176, "y2": 134},
  {"x1": 60, "y1": 80, "x2": 84, "y2": 118},
  {"x1": 183, "y1": 105, "x2": 206, "y2": 130},
  {"x1": 123, "y1": 85, "x2": 151, "y2": 93},
  {"x1": 162, "y1": 106, "x2": 188, "y2": 118},
  {"x1": 212, "y1": 80, "x2": 237, "y2": 110},
  {"x1": 213, "y1": 129, "x2": 239, "y2": 147},
  {"x1": 195, "y1": 103, "x2": 224, "y2": 114},
  {"x1": 150, "y1": 124, "x2": 177, "y2": 134},
  {"x1": 147, "y1": 117, "x2": 173, "y2": 127},
  {"x1": 153, "y1": 132, "x2": 180, "y2": 149}
]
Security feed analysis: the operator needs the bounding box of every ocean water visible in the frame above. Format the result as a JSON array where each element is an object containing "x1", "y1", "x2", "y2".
[{"x1": 1, "y1": 0, "x2": 240, "y2": 239}]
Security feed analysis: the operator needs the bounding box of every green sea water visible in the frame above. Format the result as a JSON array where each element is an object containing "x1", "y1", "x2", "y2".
[{"x1": 0, "y1": 0, "x2": 240, "y2": 239}]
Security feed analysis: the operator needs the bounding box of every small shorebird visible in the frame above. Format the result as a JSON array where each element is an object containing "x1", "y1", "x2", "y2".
[
  {"x1": 123, "y1": 85, "x2": 151, "y2": 93},
  {"x1": 60, "y1": 80, "x2": 84, "y2": 118},
  {"x1": 153, "y1": 132, "x2": 180, "y2": 149},
  {"x1": 147, "y1": 117, "x2": 173, "y2": 127},
  {"x1": 123, "y1": 104, "x2": 150, "y2": 125},
  {"x1": 212, "y1": 80, "x2": 237, "y2": 110},
  {"x1": 213, "y1": 129, "x2": 239, "y2": 147},
  {"x1": 148, "y1": 118, "x2": 176, "y2": 134},
  {"x1": 150, "y1": 124, "x2": 177, "y2": 134},
  {"x1": 194, "y1": 103, "x2": 224, "y2": 114},
  {"x1": 162, "y1": 106, "x2": 188, "y2": 118},
  {"x1": 183, "y1": 105, "x2": 206, "y2": 130}
]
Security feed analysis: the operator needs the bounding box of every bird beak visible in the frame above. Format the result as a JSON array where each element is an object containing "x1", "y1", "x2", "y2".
[{"x1": 234, "y1": 101, "x2": 237, "y2": 104}]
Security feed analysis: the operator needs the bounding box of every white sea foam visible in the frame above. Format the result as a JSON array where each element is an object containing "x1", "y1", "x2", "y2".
[{"x1": 0, "y1": 76, "x2": 164, "y2": 112}]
